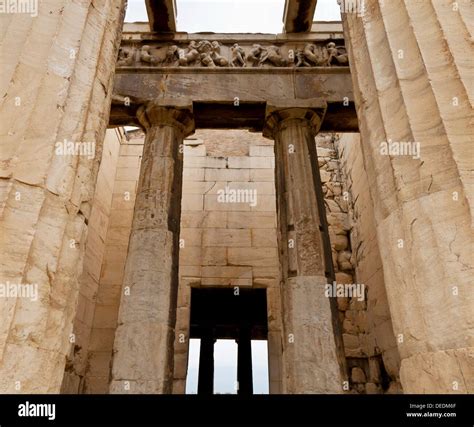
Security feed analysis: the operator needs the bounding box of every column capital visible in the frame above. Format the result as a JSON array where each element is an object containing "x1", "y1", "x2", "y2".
[
  {"x1": 137, "y1": 101, "x2": 195, "y2": 138},
  {"x1": 263, "y1": 106, "x2": 325, "y2": 139}
]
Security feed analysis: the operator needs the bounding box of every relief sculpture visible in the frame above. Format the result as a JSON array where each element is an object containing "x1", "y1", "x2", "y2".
[
  {"x1": 140, "y1": 45, "x2": 159, "y2": 64},
  {"x1": 128, "y1": 40, "x2": 348, "y2": 68},
  {"x1": 231, "y1": 43, "x2": 246, "y2": 67},
  {"x1": 117, "y1": 47, "x2": 135, "y2": 66},
  {"x1": 178, "y1": 41, "x2": 201, "y2": 65},
  {"x1": 210, "y1": 41, "x2": 229, "y2": 66},
  {"x1": 326, "y1": 42, "x2": 348, "y2": 65}
]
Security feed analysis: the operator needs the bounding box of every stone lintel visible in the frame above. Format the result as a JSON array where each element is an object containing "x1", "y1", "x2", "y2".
[
  {"x1": 310, "y1": 20, "x2": 344, "y2": 33},
  {"x1": 110, "y1": 100, "x2": 358, "y2": 133},
  {"x1": 283, "y1": 0, "x2": 318, "y2": 33},
  {"x1": 145, "y1": 0, "x2": 177, "y2": 33},
  {"x1": 136, "y1": 102, "x2": 195, "y2": 138}
]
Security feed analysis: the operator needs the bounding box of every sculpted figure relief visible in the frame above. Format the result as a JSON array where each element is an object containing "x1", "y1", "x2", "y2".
[
  {"x1": 178, "y1": 41, "x2": 201, "y2": 65},
  {"x1": 231, "y1": 43, "x2": 246, "y2": 67},
  {"x1": 163, "y1": 45, "x2": 180, "y2": 65},
  {"x1": 140, "y1": 45, "x2": 159, "y2": 64},
  {"x1": 211, "y1": 41, "x2": 229, "y2": 66},
  {"x1": 174, "y1": 40, "x2": 229, "y2": 67},
  {"x1": 198, "y1": 41, "x2": 215, "y2": 67},
  {"x1": 263, "y1": 45, "x2": 288, "y2": 66},
  {"x1": 302, "y1": 43, "x2": 329, "y2": 66},
  {"x1": 295, "y1": 48, "x2": 311, "y2": 67},
  {"x1": 326, "y1": 42, "x2": 349, "y2": 65},
  {"x1": 117, "y1": 47, "x2": 134, "y2": 66},
  {"x1": 129, "y1": 40, "x2": 348, "y2": 68},
  {"x1": 297, "y1": 42, "x2": 349, "y2": 67},
  {"x1": 248, "y1": 44, "x2": 265, "y2": 66},
  {"x1": 248, "y1": 44, "x2": 288, "y2": 67}
]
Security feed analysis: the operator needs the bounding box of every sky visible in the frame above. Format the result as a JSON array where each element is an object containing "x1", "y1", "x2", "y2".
[
  {"x1": 123, "y1": 0, "x2": 341, "y2": 394},
  {"x1": 125, "y1": 0, "x2": 341, "y2": 32}
]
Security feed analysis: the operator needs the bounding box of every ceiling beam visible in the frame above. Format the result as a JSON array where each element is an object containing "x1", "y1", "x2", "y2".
[
  {"x1": 145, "y1": 0, "x2": 177, "y2": 33},
  {"x1": 283, "y1": 0, "x2": 318, "y2": 33}
]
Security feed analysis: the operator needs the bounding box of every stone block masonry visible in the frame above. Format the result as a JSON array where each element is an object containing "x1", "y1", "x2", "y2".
[{"x1": 174, "y1": 129, "x2": 284, "y2": 394}]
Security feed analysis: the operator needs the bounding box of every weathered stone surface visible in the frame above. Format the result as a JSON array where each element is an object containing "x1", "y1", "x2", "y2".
[
  {"x1": 342, "y1": 1, "x2": 474, "y2": 393},
  {"x1": 2, "y1": 0, "x2": 469, "y2": 397},
  {"x1": 0, "y1": 0, "x2": 126, "y2": 393},
  {"x1": 110, "y1": 104, "x2": 194, "y2": 394},
  {"x1": 282, "y1": 278, "x2": 342, "y2": 393},
  {"x1": 264, "y1": 108, "x2": 344, "y2": 392},
  {"x1": 400, "y1": 347, "x2": 474, "y2": 394},
  {"x1": 351, "y1": 367, "x2": 366, "y2": 384},
  {"x1": 145, "y1": 0, "x2": 176, "y2": 33},
  {"x1": 61, "y1": 130, "x2": 122, "y2": 393},
  {"x1": 283, "y1": 0, "x2": 318, "y2": 33}
]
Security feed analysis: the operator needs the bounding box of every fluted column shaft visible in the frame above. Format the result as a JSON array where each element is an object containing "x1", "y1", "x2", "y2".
[
  {"x1": 0, "y1": 0, "x2": 126, "y2": 393},
  {"x1": 264, "y1": 108, "x2": 344, "y2": 393},
  {"x1": 110, "y1": 104, "x2": 194, "y2": 394},
  {"x1": 341, "y1": 0, "x2": 474, "y2": 393}
]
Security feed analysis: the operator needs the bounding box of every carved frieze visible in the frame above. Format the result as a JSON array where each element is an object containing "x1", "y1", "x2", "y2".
[{"x1": 116, "y1": 40, "x2": 348, "y2": 68}]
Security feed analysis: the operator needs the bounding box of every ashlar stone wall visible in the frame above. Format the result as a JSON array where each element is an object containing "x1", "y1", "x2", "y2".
[
  {"x1": 333, "y1": 133, "x2": 402, "y2": 394},
  {"x1": 62, "y1": 127, "x2": 403, "y2": 395},
  {"x1": 173, "y1": 129, "x2": 282, "y2": 394}
]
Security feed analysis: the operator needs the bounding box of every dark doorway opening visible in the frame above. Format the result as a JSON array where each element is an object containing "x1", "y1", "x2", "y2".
[{"x1": 188, "y1": 288, "x2": 268, "y2": 395}]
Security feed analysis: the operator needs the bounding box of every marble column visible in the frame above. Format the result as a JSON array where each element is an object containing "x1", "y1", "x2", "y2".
[
  {"x1": 341, "y1": 0, "x2": 474, "y2": 393},
  {"x1": 0, "y1": 0, "x2": 126, "y2": 393},
  {"x1": 110, "y1": 103, "x2": 194, "y2": 394},
  {"x1": 264, "y1": 107, "x2": 344, "y2": 393}
]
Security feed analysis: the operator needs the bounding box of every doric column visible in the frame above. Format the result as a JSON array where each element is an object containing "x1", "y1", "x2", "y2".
[
  {"x1": 264, "y1": 107, "x2": 344, "y2": 393},
  {"x1": 110, "y1": 103, "x2": 194, "y2": 394},
  {"x1": 0, "y1": 0, "x2": 126, "y2": 393},
  {"x1": 341, "y1": 0, "x2": 474, "y2": 393}
]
